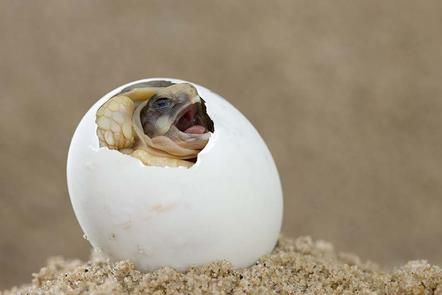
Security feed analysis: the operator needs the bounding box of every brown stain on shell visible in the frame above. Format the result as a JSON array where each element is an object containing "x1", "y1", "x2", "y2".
[{"x1": 150, "y1": 203, "x2": 177, "y2": 213}]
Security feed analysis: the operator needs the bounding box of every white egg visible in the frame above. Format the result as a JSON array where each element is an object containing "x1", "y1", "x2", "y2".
[{"x1": 67, "y1": 78, "x2": 283, "y2": 271}]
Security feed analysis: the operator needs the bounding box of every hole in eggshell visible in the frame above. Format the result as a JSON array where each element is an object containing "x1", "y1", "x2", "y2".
[{"x1": 95, "y1": 80, "x2": 215, "y2": 168}]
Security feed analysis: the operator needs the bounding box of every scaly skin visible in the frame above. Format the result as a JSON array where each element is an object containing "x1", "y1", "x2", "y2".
[{"x1": 96, "y1": 95, "x2": 135, "y2": 150}]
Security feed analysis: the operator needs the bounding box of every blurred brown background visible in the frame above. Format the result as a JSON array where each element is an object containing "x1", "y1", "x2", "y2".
[{"x1": 1, "y1": 0, "x2": 442, "y2": 289}]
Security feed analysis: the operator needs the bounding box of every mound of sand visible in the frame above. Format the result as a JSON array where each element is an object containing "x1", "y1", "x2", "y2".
[{"x1": 3, "y1": 236, "x2": 441, "y2": 294}]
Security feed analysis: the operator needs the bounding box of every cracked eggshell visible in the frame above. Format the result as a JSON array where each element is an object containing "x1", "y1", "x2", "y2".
[{"x1": 67, "y1": 78, "x2": 283, "y2": 271}]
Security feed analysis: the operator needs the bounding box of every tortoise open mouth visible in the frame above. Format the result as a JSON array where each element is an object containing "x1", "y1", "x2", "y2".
[{"x1": 174, "y1": 103, "x2": 213, "y2": 135}]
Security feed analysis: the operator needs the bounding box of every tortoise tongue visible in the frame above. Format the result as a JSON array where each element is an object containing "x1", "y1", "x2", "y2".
[{"x1": 185, "y1": 125, "x2": 206, "y2": 134}]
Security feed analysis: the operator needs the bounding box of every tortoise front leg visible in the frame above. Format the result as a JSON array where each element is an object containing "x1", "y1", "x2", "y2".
[{"x1": 96, "y1": 95, "x2": 135, "y2": 149}]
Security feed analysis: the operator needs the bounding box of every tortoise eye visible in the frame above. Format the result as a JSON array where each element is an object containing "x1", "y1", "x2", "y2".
[{"x1": 152, "y1": 97, "x2": 174, "y2": 110}]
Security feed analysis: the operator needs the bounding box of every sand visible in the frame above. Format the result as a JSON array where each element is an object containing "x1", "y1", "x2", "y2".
[{"x1": 2, "y1": 237, "x2": 441, "y2": 295}]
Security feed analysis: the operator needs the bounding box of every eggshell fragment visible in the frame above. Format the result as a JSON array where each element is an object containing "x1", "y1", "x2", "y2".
[{"x1": 67, "y1": 78, "x2": 283, "y2": 271}]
